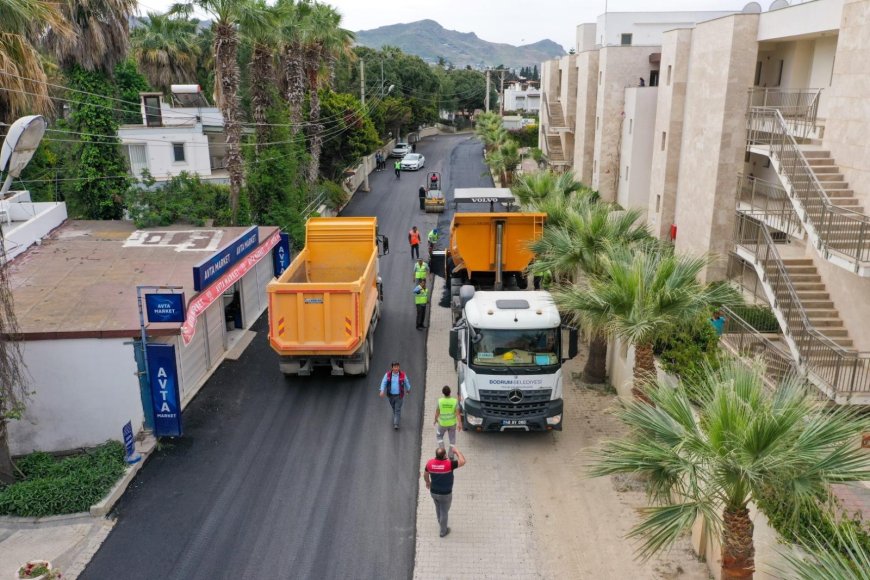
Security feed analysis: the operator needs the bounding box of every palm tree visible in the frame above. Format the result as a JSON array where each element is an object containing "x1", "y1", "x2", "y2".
[
  {"x1": 554, "y1": 244, "x2": 733, "y2": 393},
  {"x1": 778, "y1": 524, "x2": 870, "y2": 580},
  {"x1": 497, "y1": 139, "x2": 521, "y2": 185},
  {"x1": 240, "y1": 0, "x2": 279, "y2": 151},
  {"x1": 511, "y1": 169, "x2": 585, "y2": 208},
  {"x1": 0, "y1": 0, "x2": 70, "y2": 122},
  {"x1": 276, "y1": 0, "x2": 309, "y2": 137},
  {"x1": 130, "y1": 11, "x2": 201, "y2": 93},
  {"x1": 47, "y1": 0, "x2": 137, "y2": 73},
  {"x1": 591, "y1": 359, "x2": 870, "y2": 580},
  {"x1": 300, "y1": 1, "x2": 354, "y2": 182},
  {"x1": 530, "y1": 199, "x2": 649, "y2": 383},
  {"x1": 174, "y1": 0, "x2": 250, "y2": 224}
]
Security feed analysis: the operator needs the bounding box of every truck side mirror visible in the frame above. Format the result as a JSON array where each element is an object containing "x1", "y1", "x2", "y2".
[
  {"x1": 449, "y1": 328, "x2": 460, "y2": 360},
  {"x1": 379, "y1": 235, "x2": 390, "y2": 256},
  {"x1": 562, "y1": 326, "x2": 579, "y2": 361}
]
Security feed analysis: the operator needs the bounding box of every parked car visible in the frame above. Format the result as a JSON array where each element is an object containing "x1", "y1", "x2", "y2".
[
  {"x1": 390, "y1": 143, "x2": 411, "y2": 157},
  {"x1": 400, "y1": 153, "x2": 425, "y2": 171}
]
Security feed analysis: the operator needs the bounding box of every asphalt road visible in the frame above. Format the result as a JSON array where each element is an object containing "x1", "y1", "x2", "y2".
[{"x1": 81, "y1": 134, "x2": 492, "y2": 580}]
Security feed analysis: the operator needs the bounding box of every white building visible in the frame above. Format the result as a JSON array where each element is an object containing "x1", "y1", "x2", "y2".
[
  {"x1": 502, "y1": 82, "x2": 541, "y2": 113},
  {"x1": 118, "y1": 85, "x2": 228, "y2": 183}
]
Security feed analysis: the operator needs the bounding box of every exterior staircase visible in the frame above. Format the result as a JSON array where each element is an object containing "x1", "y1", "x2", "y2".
[
  {"x1": 545, "y1": 135, "x2": 565, "y2": 163},
  {"x1": 547, "y1": 101, "x2": 566, "y2": 128},
  {"x1": 780, "y1": 257, "x2": 853, "y2": 348}
]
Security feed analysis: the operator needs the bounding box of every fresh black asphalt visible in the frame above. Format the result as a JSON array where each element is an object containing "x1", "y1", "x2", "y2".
[{"x1": 80, "y1": 134, "x2": 493, "y2": 580}]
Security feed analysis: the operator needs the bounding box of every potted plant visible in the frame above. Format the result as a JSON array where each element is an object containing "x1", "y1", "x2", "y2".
[{"x1": 17, "y1": 561, "x2": 61, "y2": 580}]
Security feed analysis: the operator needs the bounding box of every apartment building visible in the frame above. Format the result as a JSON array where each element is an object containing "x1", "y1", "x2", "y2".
[
  {"x1": 540, "y1": 0, "x2": 870, "y2": 404},
  {"x1": 502, "y1": 81, "x2": 541, "y2": 113}
]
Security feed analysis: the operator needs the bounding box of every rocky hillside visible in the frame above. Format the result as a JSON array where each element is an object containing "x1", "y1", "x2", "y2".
[{"x1": 354, "y1": 19, "x2": 564, "y2": 69}]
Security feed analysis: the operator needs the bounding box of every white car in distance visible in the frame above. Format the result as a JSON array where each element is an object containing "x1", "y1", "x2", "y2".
[
  {"x1": 400, "y1": 153, "x2": 425, "y2": 171},
  {"x1": 390, "y1": 143, "x2": 411, "y2": 157}
]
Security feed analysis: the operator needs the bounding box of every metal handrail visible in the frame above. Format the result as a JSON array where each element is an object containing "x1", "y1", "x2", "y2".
[
  {"x1": 737, "y1": 174, "x2": 803, "y2": 238},
  {"x1": 721, "y1": 305, "x2": 801, "y2": 388},
  {"x1": 747, "y1": 107, "x2": 870, "y2": 269},
  {"x1": 733, "y1": 212, "x2": 870, "y2": 396},
  {"x1": 747, "y1": 88, "x2": 821, "y2": 125}
]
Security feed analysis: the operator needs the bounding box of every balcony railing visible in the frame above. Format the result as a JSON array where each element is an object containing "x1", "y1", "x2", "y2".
[
  {"x1": 747, "y1": 87, "x2": 821, "y2": 126},
  {"x1": 721, "y1": 305, "x2": 801, "y2": 390},
  {"x1": 734, "y1": 212, "x2": 870, "y2": 400},
  {"x1": 737, "y1": 174, "x2": 803, "y2": 239},
  {"x1": 747, "y1": 107, "x2": 870, "y2": 271}
]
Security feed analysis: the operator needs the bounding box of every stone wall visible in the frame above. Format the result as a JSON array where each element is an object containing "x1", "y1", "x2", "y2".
[{"x1": 573, "y1": 50, "x2": 600, "y2": 186}]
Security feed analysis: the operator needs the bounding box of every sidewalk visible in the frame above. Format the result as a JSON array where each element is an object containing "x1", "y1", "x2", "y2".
[{"x1": 414, "y1": 276, "x2": 710, "y2": 579}]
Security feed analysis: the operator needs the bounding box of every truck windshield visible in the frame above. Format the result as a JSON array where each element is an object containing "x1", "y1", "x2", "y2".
[{"x1": 470, "y1": 328, "x2": 559, "y2": 368}]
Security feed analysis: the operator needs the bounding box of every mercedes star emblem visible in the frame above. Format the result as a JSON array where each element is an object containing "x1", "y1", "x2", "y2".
[{"x1": 508, "y1": 389, "x2": 524, "y2": 404}]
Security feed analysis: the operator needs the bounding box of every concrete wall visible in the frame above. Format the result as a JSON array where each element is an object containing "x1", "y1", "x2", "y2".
[
  {"x1": 647, "y1": 28, "x2": 693, "y2": 239},
  {"x1": 607, "y1": 337, "x2": 635, "y2": 401},
  {"x1": 559, "y1": 55, "x2": 579, "y2": 128},
  {"x1": 821, "y1": 0, "x2": 870, "y2": 210},
  {"x1": 9, "y1": 339, "x2": 143, "y2": 455},
  {"x1": 674, "y1": 14, "x2": 760, "y2": 281},
  {"x1": 595, "y1": 12, "x2": 736, "y2": 47},
  {"x1": 576, "y1": 23, "x2": 596, "y2": 54},
  {"x1": 757, "y1": 0, "x2": 844, "y2": 41},
  {"x1": 592, "y1": 46, "x2": 661, "y2": 202},
  {"x1": 573, "y1": 50, "x2": 600, "y2": 186},
  {"x1": 618, "y1": 87, "x2": 657, "y2": 217}
]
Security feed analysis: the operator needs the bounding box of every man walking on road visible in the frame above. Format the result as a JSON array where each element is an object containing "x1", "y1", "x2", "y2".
[
  {"x1": 409, "y1": 226, "x2": 421, "y2": 260},
  {"x1": 434, "y1": 385, "x2": 462, "y2": 459},
  {"x1": 379, "y1": 362, "x2": 410, "y2": 430},
  {"x1": 395, "y1": 160, "x2": 401, "y2": 179},
  {"x1": 413, "y1": 258, "x2": 429, "y2": 284},
  {"x1": 414, "y1": 278, "x2": 429, "y2": 330},
  {"x1": 423, "y1": 447, "x2": 466, "y2": 537}
]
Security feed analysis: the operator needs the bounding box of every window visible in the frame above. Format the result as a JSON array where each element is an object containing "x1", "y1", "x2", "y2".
[
  {"x1": 594, "y1": 159, "x2": 597, "y2": 173},
  {"x1": 629, "y1": 119, "x2": 633, "y2": 134},
  {"x1": 620, "y1": 33, "x2": 633, "y2": 46},
  {"x1": 470, "y1": 328, "x2": 559, "y2": 368},
  {"x1": 649, "y1": 70, "x2": 659, "y2": 87},
  {"x1": 656, "y1": 195, "x2": 661, "y2": 212},
  {"x1": 599, "y1": 71, "x2": 602, "y2": 85},
  {"x1": 596, "y1": 116, "x2": 599, "y2": 130},
  {"x1": 661, "y1": 131, "x2": 667, "y2": 151},
  {"x1": 143, "y1": 96, "x2": 162, "y2": 127},
  {"x1": 172, "y1": 142, "x2": 186, "y2": 163},
  {"x1": 667, "y1": 65, "x2": 672, "y2": 86},
  {"x1": 754, "y1": 61, "x2": 763, "y2": 86},
  {"x1": 126, "y1": 144, "x2": 147, "y2": 177},
  {"x1": 625, "y1": 165, "x2": 630, "y2": 181},
  {"x1": 776, "y1": 60, "x2": 784, "y2": 86}
]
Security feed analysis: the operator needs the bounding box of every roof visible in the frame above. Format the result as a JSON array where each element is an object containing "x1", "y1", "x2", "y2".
[
  {"x1": 464, "y1": 291, "x2": 561, "y2": 329},
  {"x1": 8, "y1": 220, "x2": 279, "y2": 339}
]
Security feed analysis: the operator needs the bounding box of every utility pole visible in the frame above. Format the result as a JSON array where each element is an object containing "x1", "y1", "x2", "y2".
[
  {"x1": 499, "y1": 69, "x2": 506, "y2": 115},
  {"x1": 485, "y1": 69, "x2": 491, "y2": 113},
  {"x1": 360, "y1": 60, "x2": 365, "y2": 108}
]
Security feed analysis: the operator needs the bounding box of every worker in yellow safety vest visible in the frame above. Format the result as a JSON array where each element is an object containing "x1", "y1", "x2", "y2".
[
  {"x1": 413, "y1": 258, "x2": 429, "y2": 284},
  {"x1": 434, "y1": 385, "x2": 462, "y2": 459},
  {"x1": 413, "y1": 278, "x2": 429, "y2": 330}
]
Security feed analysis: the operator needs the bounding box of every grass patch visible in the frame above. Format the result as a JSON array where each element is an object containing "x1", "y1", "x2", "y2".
[{"x1": 0, "y1": 441, "x2": 127, "y2": 517}]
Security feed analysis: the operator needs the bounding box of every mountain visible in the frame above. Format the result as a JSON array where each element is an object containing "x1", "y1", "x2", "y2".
[{"x1": 354, "y1": 20, "x2": 565, "y2": 69}]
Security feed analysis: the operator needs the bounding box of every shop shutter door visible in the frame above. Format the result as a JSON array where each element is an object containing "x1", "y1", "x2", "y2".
[
  {"x1": 204, "y1": 299, "x2": 226, "y2": 368},
  {"x1": 241, "y1": 264, "x2": 261, "y2": 328},
  {"x1": 178, "y1": 321, "x2": 208, "y2": 400},
  {"x1": 255, "y1": 256, "x2": 274, "y2": 313}
]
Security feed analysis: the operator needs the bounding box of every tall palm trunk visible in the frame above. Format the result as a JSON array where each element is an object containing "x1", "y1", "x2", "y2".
[
  {"x1": 583, "y1": 334, "x2": 607, "y2": 384},
  {"x1": 251, "y1": 43, "x2": 274, "y2": 154},
  {"x1": 283, "y1": 44, "x2": 305, "y2": 136},
  {"x1": 632, "y1": 342, "x2": 656, "y2": 401},
  {"x1": 722, "y1": 507, "x2": 755, "y2": 579},
  {"x1": 214, "y1": 22, "x2": 243, "y2": 225},
  {"x1": 304, "y1": 52, "x2": 322, "y2": 183}
]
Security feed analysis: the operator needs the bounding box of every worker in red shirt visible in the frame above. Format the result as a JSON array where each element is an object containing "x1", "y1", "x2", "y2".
[
  {"x1": 408, "y1": 226, "x2": 421, "y2": 260},
  {"x1": 423, "y1": 447, "x2": 467, "y2": 537}
]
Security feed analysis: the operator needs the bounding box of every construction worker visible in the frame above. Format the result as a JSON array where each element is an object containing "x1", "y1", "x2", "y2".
[
  {"x1": 427, "y1": 227, "x2": 439, "y2": 256},
  {"x1": 419, "y1": 186, "x2": 426, "y2": 210},
  {"x1": 395, "y1": 159, "x2": 401, "y2": 179},
  {"x1": 414, "y1": 278, "x2": 429, "y2": 330},
  {"x1": 434, "y1": 385, "x2": 462, "y2": 459},
  {"x1": 379, "y1": 361, "x2": 411, "y2": 430},
  {"x1": 408, "y1": 226, "x2": 421, "y2": 260},
  {"x1": 414, "y1": 258, "x2": 429, "y2": 284}
]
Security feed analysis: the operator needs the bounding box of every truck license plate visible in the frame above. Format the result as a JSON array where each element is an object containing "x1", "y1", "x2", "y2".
[{"x1": 502, "y1": 420, "x2": 527, "y2": 426}]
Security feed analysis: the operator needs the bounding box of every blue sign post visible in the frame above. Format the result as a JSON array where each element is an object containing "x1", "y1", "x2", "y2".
[
  {"x1": 122, "y1": 420, "x2": 141, "y2": 464},
  {"x1": 145, "y1": 293, "x2": 186, "y2": 323},
  {"x1": 272, "y1": 232, "x2": 292, "y2": 277},
  {"x1": 146, "y1": 343, "x2": 183, "y2": 437},
  {"x1": 192, "y1": 226, "x2": 259, "y2": 291}
]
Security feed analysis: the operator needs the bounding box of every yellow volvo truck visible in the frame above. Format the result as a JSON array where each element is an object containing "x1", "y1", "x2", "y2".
[{"x1": 267, "y1": 217, "x2": 387, "y2": 376}]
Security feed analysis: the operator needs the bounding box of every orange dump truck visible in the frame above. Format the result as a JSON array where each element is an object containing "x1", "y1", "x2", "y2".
[
  {"x1": 444, "y1": 211, "x2": 546, "y2": 321},
  {"x1": 267, "y1": 217, "x2": 385, "y2": 376}
]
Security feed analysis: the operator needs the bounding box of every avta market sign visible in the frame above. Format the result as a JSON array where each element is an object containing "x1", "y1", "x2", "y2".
[
  {"x1": 181, "y1": 230, "x2": 281, "y2": 345},
  {"x1": 146, "y1": 343, "x2": 182, "y2": 437},
  {"x1": 144, "y1": 292, "x2": 186, "y2": 323},
  {"x1": 192, "y1": 226, "x2": 259, "y2": 291}
]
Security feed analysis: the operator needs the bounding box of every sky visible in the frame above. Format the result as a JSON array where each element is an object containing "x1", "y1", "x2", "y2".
[{"x1": 137, "y1": 0, "x2": 749, "y2": 51}]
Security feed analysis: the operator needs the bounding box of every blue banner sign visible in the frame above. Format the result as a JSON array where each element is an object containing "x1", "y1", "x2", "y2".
[
  {"x1": 146, "y1": 343, "x2": 182, "y2": 437},
  {"x1": 192, "y1": 226, "x2": 259, "y2": 291},
  {"x1": 272, "y1": 232, "x2": 292, "y2": 277},
  {"x1": 145, "y1": 293, "x2": 186, "y2": 323},
  {"x1": 122, "y1": 420, "x2": 141, "y2": 464}
]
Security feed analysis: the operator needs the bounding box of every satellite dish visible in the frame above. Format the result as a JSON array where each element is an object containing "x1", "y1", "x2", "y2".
[
  {"x1": 0, "y1": 115, "x2": 47, "y2": 198},
  {"x1": 742, "y1": 2, "x2": 762, "y2": 13},
  {"x1": 769, "y1": 0, "x2": 789, "y2": 10}
]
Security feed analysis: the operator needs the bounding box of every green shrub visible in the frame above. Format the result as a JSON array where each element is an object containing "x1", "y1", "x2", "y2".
[
  {"x1": 126, "y1": 172, "x2": 237, "y2": 228},
  {"x1": 654, "y1": 316, "x2": 721, "y2": 378},
  {"x1": 508, "y1": 125, "x2": 538, "y2": 148},
  {"x1": 731, "y1": 304, "x2": 780, "y2": 333},
  {"x1": 319, "y1": 180, "x2": 349, "y2": 211},
  {"x1": 0, "y1": 441, "x2": 127, "y2": 517}
]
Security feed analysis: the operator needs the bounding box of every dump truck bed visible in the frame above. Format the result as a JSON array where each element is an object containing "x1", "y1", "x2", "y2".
[
  {"x1": 267, "y1": 217, "x2": 380, "y2": 356},
  {"x1": 448, "y1": 212, "x2": 545, "y2": 279}
]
